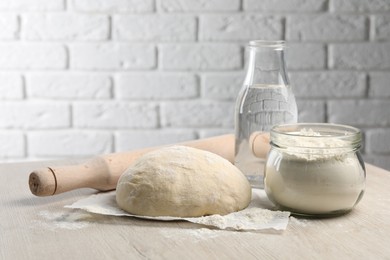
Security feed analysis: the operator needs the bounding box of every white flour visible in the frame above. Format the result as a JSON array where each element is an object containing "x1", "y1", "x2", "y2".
[
  {"x1": 35, "y1": 210, "x2": 91, "y2": 230},
  {"x1": 189, "y1": 207, "x2": 286, "y2": 230},
  {"x1": 275, "y1": 128, "x2": 351, "y2": 161},
  {"x1": 159, "y1": 228, "x2": 225, "y2": 242},
  {"x1": 289, "y1": 217, "x2": 309, "y2": 227},
  {"x1": 265, "y1": 128, "x2": 365, "y2": 215}
]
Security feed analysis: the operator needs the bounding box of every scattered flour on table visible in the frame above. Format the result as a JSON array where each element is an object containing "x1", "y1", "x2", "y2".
[
  {"x1": 159, "y1": 228, "x2": 227, "y2": 242},
  {"x1": 190, "y1": 207, "x2": 278, "y2": 230},
  {"x1": 289, "y1": 217, "x2": 309, "y2": 227},
  {"x1": 34, "y1": 210, "x2": 92, "y2": 230}
]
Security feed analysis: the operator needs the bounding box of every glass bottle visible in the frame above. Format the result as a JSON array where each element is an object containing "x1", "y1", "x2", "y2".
[{"x1": 234, "y1": 40, "x2": 298, "y2": 189}]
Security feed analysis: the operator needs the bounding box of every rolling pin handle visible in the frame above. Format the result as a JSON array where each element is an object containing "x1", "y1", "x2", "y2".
[
  {"x1": 29, "y1": 168, "x2": 57, "y2": 196},
  {"x1": 250, "y1": 131, "x2": 271, "y2": 159}
]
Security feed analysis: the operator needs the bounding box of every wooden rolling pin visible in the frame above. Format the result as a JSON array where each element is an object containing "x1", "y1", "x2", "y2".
[{"x1": 29, "y1": 133, "x2": 270, "y2": 197}]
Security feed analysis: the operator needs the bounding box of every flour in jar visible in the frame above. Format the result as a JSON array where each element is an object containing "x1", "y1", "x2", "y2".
[{"x1": 264, "y1": 128, "x2": 365, "y2": 215}]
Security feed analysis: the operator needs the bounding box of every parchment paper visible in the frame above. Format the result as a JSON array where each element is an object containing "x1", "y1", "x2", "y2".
[{"x1": 65, "y1": 189, "x2": 290, "y2": 231}]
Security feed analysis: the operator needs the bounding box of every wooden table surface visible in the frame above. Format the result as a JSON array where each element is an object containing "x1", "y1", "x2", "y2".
[{"x1": 1, "y1": 160, "x2": 390, "y2": 260}]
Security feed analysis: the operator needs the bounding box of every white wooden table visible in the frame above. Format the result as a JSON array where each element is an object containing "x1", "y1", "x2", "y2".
[{"x1": 1, "y1": 161, "x2": 390, "y2": 259}]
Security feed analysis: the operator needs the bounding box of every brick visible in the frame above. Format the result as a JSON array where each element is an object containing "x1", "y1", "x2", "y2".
[
  {"x1": 116, "y1": 73, "x2": 198, "y2": 100},
  {"x1": 375, "y1": 15, "x2": 390, "y2": 41},
  {"x1": 328, "y1": 100, "x2": 390, "y2": 126},
  {"x1": 22, "y1": 14, "x2": 109, "y2": 41},
  {"x1": 296, "y1": 100, "x2": 325, "y2": 123},
  {"x1": 287, "y1": 43, "x2": 326, "y2": 70},
  {"x1": 244, "y1": 0, "x2": 326, "y2": 12},
  {"x1": 198, "y1": 129, "x2": 234, "y2": 138},
  {"x1": 0, "y1": 101, "x2": 70, "y2": 129},
  {"x1": 73, "y1": 102, "x2": 158, "y2": 128},
  {"x1": 330, "y1": 43, "x2": 390, "y2": 70},
  {"x1": 160, "y1": 44, "x2": 242, "y2": 70},
  {"x1": 115, "y1": 130, "x2": 197, "y2": 151},
  {"x1": 69, "y1": 43, "x2": 156, "y2": 70},
  {"x1": 331, "y1": 0, "x2": 390, "y2": 12},
  {"x1": 290, "y1": 72, "x2": 366, "y2": 98},
  {"x1": 71, "y1": 0, "x2": 154, "y2": 12},
  {"x1": 0, "y1": 131, "x2": 24, "y2": 158},
  {"x1": 287, "y1": 15, "x2": 366, "y2": 41},
  {"x1": 366, "y1": 129, "x2": 390, "y2": 154},
  {"x1": 28, "y1": 131, "x2": 113, "y2": 157},
  {"x1": 26, "y1": 73, "x2": 112, "y2": 99},
  {"x1": 0, "y1": 14, "x2": 18, "y2": 39},
  {"x1": 202, "y1": 72, "x2": 244, "y2": 100},
  {"x1": 160, "y1": 100, "x2": 234, "y2": 127},
  {"x1": 199, "y1": 15, "x2": 283, "y2": 41},
  {"x1": 159, "y1": 0, "x2": 240, "y2": 12},
  {"x1": 0, "y1": 43, "x2": 66, "y2": 70},
  {"x1": 114, "y1": 15, "x2": 196, "y2": 41},
  {"x1": 0, "y1": 73, "x2": 23, "y2": 99},
  {"x1": 369, "y1": 72, "x2": 390, "y2": 98},
  {"x1": 0, "y1": 0, "x2": 64, "y2": 11}
]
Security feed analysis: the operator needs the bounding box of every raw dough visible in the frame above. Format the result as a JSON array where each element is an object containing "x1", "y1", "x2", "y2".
[{"x1": 116, "y1": 146, "x2": 251, "y2": 217}]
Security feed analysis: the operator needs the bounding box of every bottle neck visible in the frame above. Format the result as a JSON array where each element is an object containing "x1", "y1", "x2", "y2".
[{"x1": 243, "y1": 41, "x2": 289, "y2": 87}]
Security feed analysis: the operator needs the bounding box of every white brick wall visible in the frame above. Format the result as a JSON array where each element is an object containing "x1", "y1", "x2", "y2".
[
  {"x1": 160, "y1": 100, "x2": 234, "y2": 127},
  {"x1": 113, "y1": 15, "x2": 197, "y2": 41},
  {"x1": 26, "y1": 73, "x2": 112, "y2": 99},
  {"x1": 330, "y1": 43, "x2": 390, "y2": 69},
  {"x1": 0, "y1": 74, "x2": 24, "y2": 99},
  {"x1": 69, "y1": 43, "x2": 156, "y2": 70},
  {"x1": 115, "y1": 129, "x2": 197, "y2": 151},
  {"x1": 0, "y1": 102, "x2": 70, "y2": 129},
  {"x1": 159, "y1": 44, "x2": 241, "y2": 70},
  {"x1": 369, "y1": 72, "x2": 390, "y2": 98},
  {"x1": 22, "y1": 14, "x2": 110, "y2": 41},
  {"x1": 70, "y1": 0, "x2": 154, "y2": 13},
  {"x1": 0, "y1": 0, "x2": 64, "y2": 11},
  {"x1": 0, "y1": 0, "x2": 389, "y2": 171},
  {"x1": 28, "y1": 131, "x2": 113, "y2": 157},
  {"x1": 286, "y1": 15, "x2": 367, "y2": 41},
  {"x1": 328, "y1": 100, "x2": 390, "y2": 126},
  {"x1": 330, "y1": 0, "x2": 390, "y2": 12},
  {"x1": 159, "y1": 0, "x2": 240, "y2": 12},
  {"x1": 116, "y1": 73, "x2": 198, "y2": 99},
  {"x1": 199, "y1": 15, "x2": 283, "y2": 41},
  {"x1": 0, "y1": 131, "x2": 24, "y2": 158},
  {"x1": 0, "y1": 43, "x2": 66, "y2": 69},
  {"x1": 73, "y1": 102, "x2": 159, "y2": 128},
  {"x1": 290, "y1": 72, "x2": 366, "y2": 98},
  {"x1": 0, "y1": 14, "x2": 18, "y2": 39},
  {"x1": 287, "y1": 43, "x2": 326, "y2": 69},
  {"x1": 244, "y1": 0, "x2": 327, "y2": 12}
]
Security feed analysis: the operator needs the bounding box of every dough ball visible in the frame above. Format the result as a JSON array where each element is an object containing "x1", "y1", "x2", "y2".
[{"x1": 116, "y1": 145, "x2": 251, "y2": 217}]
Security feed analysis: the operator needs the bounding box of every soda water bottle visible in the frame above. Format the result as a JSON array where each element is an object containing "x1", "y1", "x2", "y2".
[{"x1": 235, "y1": 40, "x2": 298, "y2": 189}]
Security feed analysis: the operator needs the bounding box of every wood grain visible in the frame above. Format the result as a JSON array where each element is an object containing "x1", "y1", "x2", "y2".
[{"x1": 1, "y1": 161, "x2": 390, "y2": 259}]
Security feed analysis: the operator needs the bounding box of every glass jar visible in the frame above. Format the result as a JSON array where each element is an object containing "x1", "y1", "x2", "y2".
[
  {"x1": 235, "y1": 40, "x2": 297, "y2": 189},
  {"x1": 264, "y1": 123, "x2": 366, "y2": 217}
]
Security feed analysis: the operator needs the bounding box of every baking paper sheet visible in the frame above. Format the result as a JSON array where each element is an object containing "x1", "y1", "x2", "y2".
[{"x1": 65, "y1": 189, "x2": 290, "y2": 231}]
